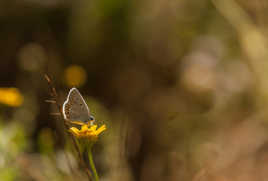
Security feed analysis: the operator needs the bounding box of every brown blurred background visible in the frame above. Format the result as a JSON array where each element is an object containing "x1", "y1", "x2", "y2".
[{"x1": 1, "y1": 0, "x2": 268, "y2": 180}]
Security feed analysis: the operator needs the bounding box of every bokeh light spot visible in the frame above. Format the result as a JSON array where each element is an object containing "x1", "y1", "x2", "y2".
[
  {"x1": 17, "y1": 43, "x2": 47, "y2": 72},
  {"x1": 63, "y1": 65, "x2": 87, "y2": 87},
  {"x1": 0, "y1": 88, "x2": 24, "y2": 107}
]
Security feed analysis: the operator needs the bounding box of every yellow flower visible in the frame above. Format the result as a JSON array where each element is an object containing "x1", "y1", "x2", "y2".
[
  {"x1": 0, "y1": 88, "x2": 23, "y2": 107},
  {"x1": 69, "y1": 123, "x2": 106, "y2": 140}
]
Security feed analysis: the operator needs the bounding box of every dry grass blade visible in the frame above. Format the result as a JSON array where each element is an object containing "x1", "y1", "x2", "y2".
[
  {"x1": 49, "y1": 113, "x2": 61, "y2": 116},
  {"x1": 44, "y1": 74, "x2": 93, "y2": 181},
  {"x1": 45, "y1": 100, "x2": 57, "y2": 104}
]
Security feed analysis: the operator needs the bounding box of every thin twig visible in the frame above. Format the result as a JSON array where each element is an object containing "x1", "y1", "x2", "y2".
[{"x1": 44, "y1": 74, "x2": 92, "y2": 181}]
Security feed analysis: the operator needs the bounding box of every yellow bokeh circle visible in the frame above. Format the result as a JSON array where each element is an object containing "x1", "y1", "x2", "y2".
[{"x1": 64, "y1": 65, "x2": 87, "y2": 87}]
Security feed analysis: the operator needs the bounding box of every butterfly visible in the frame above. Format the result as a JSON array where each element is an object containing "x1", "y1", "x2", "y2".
[{"x1": 62, "y1": 88, "x2": 95, "y2": 125}]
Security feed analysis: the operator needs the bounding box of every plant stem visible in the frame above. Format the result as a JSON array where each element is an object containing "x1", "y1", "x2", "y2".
[{"x1": 88, "y1": 148, "x2": 99, "y2": 181}]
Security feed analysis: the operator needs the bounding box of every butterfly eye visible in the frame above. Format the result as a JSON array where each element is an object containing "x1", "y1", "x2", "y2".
[{"x1": 90, "y1": 116, "x2": 95, "y2": 121}]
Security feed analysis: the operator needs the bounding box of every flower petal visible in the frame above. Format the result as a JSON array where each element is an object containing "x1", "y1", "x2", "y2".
[
  {"x1": 95, "y1": 125, "x2": 106, "y2": 135},
  {"x1": 81, "y1": 124, "x2": 89, "y2": 132},
  {"x1": 70, "y1": 121, "x2": 85, "y2": 125},
  {"x1": 69, "y1": 127, "x2": 81, "y2": 137},
  {"x1": 89, "y1": 125, "x2": 97, "y2": 132}
]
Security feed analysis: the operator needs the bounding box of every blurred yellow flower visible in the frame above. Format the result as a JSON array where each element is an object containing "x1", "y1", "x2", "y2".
[
  {"x1": 64, "y1": 65, "x2": 87, "y2": 87},
  {"x1": 69, "y1": 123, "x2": 106, "y2": 140},
  {"x1": 0, "y1": 88, "x2": 23, "y2": 107}
]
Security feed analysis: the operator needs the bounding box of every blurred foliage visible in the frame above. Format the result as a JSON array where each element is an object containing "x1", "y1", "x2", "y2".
[{"x1": 1, "y1": 0, "x2": 268, "y2": 180}]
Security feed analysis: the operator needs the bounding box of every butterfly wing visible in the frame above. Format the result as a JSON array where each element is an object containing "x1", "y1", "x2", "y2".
[{"x1": 62, "y1": 88, "x2": 90, "y2": 123}]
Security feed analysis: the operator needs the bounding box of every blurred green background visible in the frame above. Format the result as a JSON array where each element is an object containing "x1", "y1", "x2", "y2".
[{"x1": 1, "y1": 0, "x2": 268, "y2": 180}]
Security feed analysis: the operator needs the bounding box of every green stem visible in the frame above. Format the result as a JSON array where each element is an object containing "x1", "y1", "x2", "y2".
[{"x1": 88, "y1": 148, "x2": 99, "y2": 181}]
